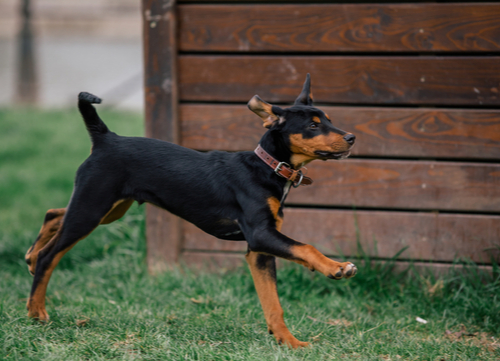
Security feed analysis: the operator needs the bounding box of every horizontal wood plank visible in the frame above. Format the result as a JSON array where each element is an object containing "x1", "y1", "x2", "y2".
[
  {"x1": 179, "y1": 4, "x2": 500, "y2": 52},
  {"x1": 181, "y1": 251, "x2": 245, "y2": 270},
  {"x1": 286, "y1": 159, "x2": 500, "y2": 212},
  {"x1": 180, "y1": 251, "x2": 495, "y2": 276},
  {"x1": 180, "y1": 104, "x2": 500, "y2": 159},
  {"x1": 179, "y1": 56, "x2": 500, "y2": 105},
  {"x1": 182, "y1": 209, "x2": 500, "y2": 264},
  {"x1": 178, "y1": 0, "x2": 499, "y2": 4}
]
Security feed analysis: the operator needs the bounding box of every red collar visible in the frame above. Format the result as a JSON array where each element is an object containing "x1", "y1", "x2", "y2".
[{"x1": 254, "y1": 145, "x2": 313, "y2": 187}]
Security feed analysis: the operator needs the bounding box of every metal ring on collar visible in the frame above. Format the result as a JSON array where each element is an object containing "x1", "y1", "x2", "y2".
[{"x1": 293, "y1": 171, "x2": 304, "y2": 188}]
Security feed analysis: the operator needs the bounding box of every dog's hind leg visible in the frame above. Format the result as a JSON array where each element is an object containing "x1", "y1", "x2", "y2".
[
  {"x1": 24, "y1": 199, "x2": 134, "y2": 276},
  {"x1": 25, "y1": 208, "x2": 66, "y2": 276},
  {"x1": 25, "y1": 199, "x2": 133, "y2": 277},
  {"x1": 245, "y1": 251, "x2": 309, "y2": 348},
  {"x1": 26, "y1": 187, "x2": 131, "y2": 321}
]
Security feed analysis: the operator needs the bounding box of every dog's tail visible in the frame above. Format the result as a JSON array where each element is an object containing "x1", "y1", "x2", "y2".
[{"x1": 78, "y1": 92, "x2": 109, "y2": 143}]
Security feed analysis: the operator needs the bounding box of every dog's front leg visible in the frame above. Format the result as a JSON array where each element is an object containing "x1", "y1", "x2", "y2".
[
  {"x1": 246, "y1": 225, "x2": 357, "y2": 281},
  {"x1": 245, "y1": 251, "x2": 309, "y2": 348},
  {"x1": 287, "y1": 243, "x2": 357, "y2": 280}
]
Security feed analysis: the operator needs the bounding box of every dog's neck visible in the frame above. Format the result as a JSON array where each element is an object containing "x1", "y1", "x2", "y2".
[{"x1": 259, "y1": 130, "x2": 295, "y2": 169}]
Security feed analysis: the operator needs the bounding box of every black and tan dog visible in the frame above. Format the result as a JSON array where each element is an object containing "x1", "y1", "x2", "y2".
[{"x1": 25, "y1": 75, "x2": 357, "y2": 348}]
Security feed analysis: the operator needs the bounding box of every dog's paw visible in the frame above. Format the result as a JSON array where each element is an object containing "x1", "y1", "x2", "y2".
[
  {"x1": 326, "y1": 262, "x2": 357, "y2": 280},
  {"x1": 269, "y1": 324, "x2": 310, "y2": 348},
  {"x1": 27, "y1": 300, "x2": 50, "y2": 322},
  {"x1": 275, "y1": 334, "x2": 309, "y2": 348},
  {"x1": 27, "y1": 307, "x2": 50, "y2": 322}
]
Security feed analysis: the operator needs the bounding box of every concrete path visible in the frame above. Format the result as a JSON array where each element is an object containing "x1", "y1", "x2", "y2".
[{"x1": 0, "y1": 37, "x2": 144, "y2": 111}]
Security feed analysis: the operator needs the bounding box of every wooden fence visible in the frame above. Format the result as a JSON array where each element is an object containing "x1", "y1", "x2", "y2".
[{"x1": 142, "y1": 0, "x2": 500, "y2": 273}]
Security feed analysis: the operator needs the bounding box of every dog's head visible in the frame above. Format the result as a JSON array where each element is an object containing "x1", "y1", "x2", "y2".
[{"x1": 248, "y1": 74, "x2": 355, "y2": 168}]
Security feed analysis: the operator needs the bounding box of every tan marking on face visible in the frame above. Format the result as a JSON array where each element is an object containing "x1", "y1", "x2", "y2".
[
  {"x1": 325, "y1": 113, "x2": 330, "y2": 120},
  {"x1": 289, "y1": 154, "x2": 316, "y2": 168},
  {"x1": 312, "y1": 116, "x2": 321, "y2": 123},
  {"x1": 267, "y1": 197, "x2": 283, "y2": 232},
  {"x1": 288, "y1": 133, "x2": 350, "y2": 167}
]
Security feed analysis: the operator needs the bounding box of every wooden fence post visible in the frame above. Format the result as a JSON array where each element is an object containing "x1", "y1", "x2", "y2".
[
  {"x1": 142, "y1": 0, "x2": 182, "y2": 273},
  {"x1": 15, "y1": 0, "x2": 38, "y2": 105}
]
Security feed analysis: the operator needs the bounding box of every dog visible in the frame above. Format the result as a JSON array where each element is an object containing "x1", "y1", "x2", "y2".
[{"x1": 25, "y1": 74, "x2": 357, "y2": 348}]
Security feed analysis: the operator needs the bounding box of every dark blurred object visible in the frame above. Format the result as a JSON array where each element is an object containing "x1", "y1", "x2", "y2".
[{"x1": 15, "y1": 0, "x2": 38, "y2": 105}]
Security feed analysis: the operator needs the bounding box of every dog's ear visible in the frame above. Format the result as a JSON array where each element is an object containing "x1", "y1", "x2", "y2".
[
  {"x1": 247, "y1": 95, "x2": 284, "y2": 128},
  {"x1": 294, "y1": 73, "x2": 313, "y2": 106}
]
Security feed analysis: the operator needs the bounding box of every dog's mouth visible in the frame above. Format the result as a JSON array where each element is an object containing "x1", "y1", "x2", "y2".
[{"x1": 314, "y1": 150, "x2": 351, "y2": 160}]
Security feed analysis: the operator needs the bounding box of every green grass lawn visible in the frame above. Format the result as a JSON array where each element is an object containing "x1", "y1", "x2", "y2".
[{"x1": 0, "y1": 107, "x2": 499, "y2": 360}]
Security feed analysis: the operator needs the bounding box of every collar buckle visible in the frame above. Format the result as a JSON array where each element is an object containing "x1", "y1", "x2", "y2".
[
  {"x1": 274, "y1": 161, "x2": 291, "y2": 177},
  {"x1": 254, "y1": 144, "x2": 313, "y2": 186}
]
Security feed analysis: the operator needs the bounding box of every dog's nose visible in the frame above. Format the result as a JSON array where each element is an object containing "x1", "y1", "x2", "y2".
[{"x1": 343, "y1": 134, "x2": 355, "y2": 145}]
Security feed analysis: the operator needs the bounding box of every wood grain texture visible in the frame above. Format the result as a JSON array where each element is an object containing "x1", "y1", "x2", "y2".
[
  {"x1": 146, "y1": 204, "x2": 184, "y2": 273},
  {"x1": 178, "y1": 0, "x2": 490, "y2": 3},
  {"x1": 178, "y1": 0, "x2": 381, "y2": 1},
  {"x1": 180, "y1": 251, "x2": 495, "y2": 275},
  {"x1": 286, "y1": 159, "x2": 500, "y2": 212},
  {"x1": 182, "y1": 209, "x2": 500, "y2": 264},
  {"x1": 179, "y1": 56, "x2": 500, "y2": 105},
  {"x1": 180, "y1": 104, "x2": 500, "y2": 159},
  {"x1": 179, "y1": 4, "x2": 500, "y2": 52},
  {"x1": 144, "y1": 0, "x2": 179, "y2": 143},
  {"x1": 181, "y1": 251, "x2": 245, "y2": 270},
  {"x1": 143, "y1": 0, "x2": 182, "y2": 271}
]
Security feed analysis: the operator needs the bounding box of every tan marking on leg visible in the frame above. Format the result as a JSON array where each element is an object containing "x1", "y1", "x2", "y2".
[
  {"x1": 26, "y1": 208, "x2": 66, "y2": 275},
  {"x1": 290, "y1": 244, "x2": 357, "y2": 279},
  {"x1": 100, "y1": 199, "x2": 134, "y2": 224},
  {"x1": 27, "y1": 200, "x2": 131, "y2": 321},
  {"x1": 27, "y1": 245, "x2": 70, "y2": 321},
  {"x1": 25, "y1": 200, "x2": 132, "y2": 275},
  {"x1": 267, "y1": 197, "x2": 283, "y2": 231},
  {"x1": 27, "y1": 226, "x2": 98, "y2": 322},
  {"x1": 245, "y1": 251, "x2": 309, "y2": 348}
]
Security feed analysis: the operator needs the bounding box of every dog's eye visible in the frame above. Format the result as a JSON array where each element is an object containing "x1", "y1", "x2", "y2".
[{"x1": 310, "y1": 122, "x2": 319, "y2": 129}]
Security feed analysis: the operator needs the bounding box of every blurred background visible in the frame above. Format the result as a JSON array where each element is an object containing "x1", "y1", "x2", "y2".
[
  {"x1": 0, "y1": 0, "x2": 144, "y2": 110},
  {"x1": 0, "y1": 1, "x2": 499, "y2": 358},
  {"x1": 1, "y1": 0, "x2": 499, "y2": 272}
]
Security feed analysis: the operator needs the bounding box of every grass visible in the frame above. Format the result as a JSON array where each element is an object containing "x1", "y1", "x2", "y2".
[{"x1": 0, "y1": 107, "x2": 499, "y2": 360}]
